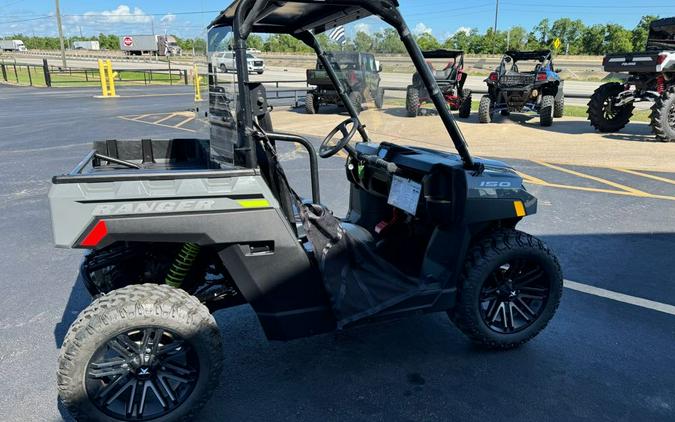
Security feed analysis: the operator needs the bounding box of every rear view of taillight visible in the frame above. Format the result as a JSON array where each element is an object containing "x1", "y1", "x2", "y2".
[
  {"x1": 536, "y1": 72, "x2": 548, "y2": 81},
  {"x1": 657, "y1": 54, "x2": 667, "y2": 65},
  {"x1": 80, "y1": 220, "x2": 108, "y2": 248},
  {"x1": 489, "y1": 72, "x2": 498, "y2": 81}
]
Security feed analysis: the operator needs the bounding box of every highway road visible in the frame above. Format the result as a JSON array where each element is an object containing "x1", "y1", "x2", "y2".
[{"x1": 5, "y1": 54, "x2": 602, "y2": 98}]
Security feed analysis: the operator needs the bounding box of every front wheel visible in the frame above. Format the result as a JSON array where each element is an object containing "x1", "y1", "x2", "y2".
[
  {"x1": 451, "y1": 229, "x2": 563, "y2": 349},
  {"x1": 478, "y1": 95, "x2": 493, "y2": 123},
  {"x1": 406, "y1": 85, "x2": 420, "y2": 117},
  {"x1": 458, "y1": 89, "x2": 472, "y2": 118},
  {"x1": 554, "y1": 92, "x2": 565, "y2": 118},
  {"x1": 349, "y1": 91, "x2": 363, "y2": 115},
  {"x1": 374, "y1": 87, "x2": 385, "y2": 109},
  {"x1": 57, "y1": 284, "x2": 223, "y2": 421},
  {"x1": 305, "y1": 92, "x2": 319, "y2": 114}
]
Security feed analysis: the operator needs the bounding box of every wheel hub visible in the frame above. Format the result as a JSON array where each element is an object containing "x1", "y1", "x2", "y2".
[{"x1": 85, "y1": 327, "x2": 199, "y2": 421}]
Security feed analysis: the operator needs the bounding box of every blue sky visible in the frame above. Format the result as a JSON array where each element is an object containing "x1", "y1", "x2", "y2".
[{"x1": 1, "y1": 1, "x2": 674, "y2": 38}]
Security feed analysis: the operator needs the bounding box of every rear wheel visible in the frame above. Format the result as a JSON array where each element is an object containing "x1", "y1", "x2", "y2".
[
  {"x1": 349, "y1": 91, "x2": 362, "y2": 115},
  {"x1": 305, "y1": 92, "x2": 319, "y2": 114},
  {"x1": 458, "y1": 89, "x2": 472, "y2": 118},
  {"x1": 406, "y1": 85, "x2": 420, "y2": 117},
  {"x1": 451, "y1": 229, "x2": 563, "y2": 349},
  {"x1": 58, "y1": 284, "x2": 223, "y2": 421},
  {"x1": 650, "y1": 87, "x2": 675, "y2": 142},
  {"x1": 478, "y1": 95, "x2": 492, "y2": 123},
  {"x1": 540, "y1": 95, "x2": 555, "y2": 127},
  {"x1": 374, "y1": 87, "x2": 385, "y2": 109},
  {"x1": 587, "y1": 82, "x2": 634, "y2": 132},
  {"x1": 554, "y1": 92, "x2": 565, "y2": 118}
]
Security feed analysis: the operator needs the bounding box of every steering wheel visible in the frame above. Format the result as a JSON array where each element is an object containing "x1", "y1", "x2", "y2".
[{"x1": 319, "y1": 118, "x2": 359, "y2": 158}]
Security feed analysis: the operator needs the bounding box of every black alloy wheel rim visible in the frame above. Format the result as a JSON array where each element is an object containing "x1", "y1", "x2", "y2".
[
  {"x1": 668, "y1": 102, "x2": 675, "y2": 128},
  {"x1": 479, "y1": 258, "x2": 551, "y2": 334},
  {"x1": 603, "y1": 97, "x2": 618, "y2": 120},
  {"x1": 85, "y1": 327, "x2": 199, "y2": 421}
]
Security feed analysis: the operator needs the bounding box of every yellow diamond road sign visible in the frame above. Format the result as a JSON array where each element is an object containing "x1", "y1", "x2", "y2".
[{"x1": 553, "y1": 38, "x2": 562, "y2": 50}]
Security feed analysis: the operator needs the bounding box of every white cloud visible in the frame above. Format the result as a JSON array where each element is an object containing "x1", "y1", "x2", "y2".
[
  {"x1": 354, "y1": 23, "x2": 371, "y2": 35},
  {"x1": 413, "y1": 22, "x2": 432, "y2": 35},
  {"x1": 161, "y1": 13, "x2": 176, "y2": 25},
  {"x1": 453, "y1": 26, "x2": 472, "y2": 36},
  {"x1": 82, "y1": 5, "x2": 152, "y2": 24}
]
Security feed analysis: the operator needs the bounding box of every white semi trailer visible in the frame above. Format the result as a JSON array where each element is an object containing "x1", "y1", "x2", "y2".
[
  {"x1": 119, "y1": 35, "x2": 181, "y2": 56},
  {"x1": 0, "y1": 40, "x2": 27, "y2": 52},
  {"x1": 73, "y1": 41, "x2": 100, "y2": 50}
]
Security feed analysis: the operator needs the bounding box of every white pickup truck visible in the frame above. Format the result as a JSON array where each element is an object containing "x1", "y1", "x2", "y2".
[{"x1": 213, "y1": 51, "x2": 265, "y2": 74}]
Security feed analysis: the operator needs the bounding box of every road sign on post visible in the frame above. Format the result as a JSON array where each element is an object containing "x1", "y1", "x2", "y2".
[{"x1": 553, "y1": 38, "x2": 562, "y2": 50}]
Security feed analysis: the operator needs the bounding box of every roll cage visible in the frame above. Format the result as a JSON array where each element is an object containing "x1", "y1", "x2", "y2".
[{"x1": 208, "y1": 0, "x2": 477, "y2": 171}]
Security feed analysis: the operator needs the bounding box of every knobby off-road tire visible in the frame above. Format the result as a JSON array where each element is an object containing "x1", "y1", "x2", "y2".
[
  {"x1": 587, "y1": 82, "x2": 634, "y2": 132},
  {"x1": 458, "y1": 89, "x2": 472, "y2": 118},
  {"x1": 349, "y1": 91, "x2": 363, "y2": 115},
  {"x1": 554, "y1": 92, "x2": 565, "y2": 118},
  {"x1": 650, "y1": 86, "x2": 675, "y2": 142},
  {"x1": 58, "y1": 284, "x2": 223, "y2": 422},
  {"x1": 305, "y1": 92, "x2": 319, "y2": 114},
  {"x1": 540, "y1": 95, "x2": 555, "y2": 127},
  {"x1": 374, "y1": 87, "x2": 385, "y2": 109},
  {"x1": 406, "y1": 85, "x2": 420, "y2": 117},
  {"x1": 478, "y1": 95, "x2": 492, "y2": 123},
  {"x1": 451, "y1": 229, "x2": 563, "y2": 349}
]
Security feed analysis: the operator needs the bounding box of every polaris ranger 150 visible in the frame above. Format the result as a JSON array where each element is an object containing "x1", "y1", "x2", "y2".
[
  {"x1": 406, "y1": 49, "x2": 472, "y2": 118},
  {"x1": 305, "y1": 52, "x2": 383, "y2": 114},
  {"x1": 588, "y1": 17, "x2": 675, "y2": 142},
  {"x1": 49, "y1": 1, "x2": 563, "y2": 420},
  {"x1": 480, "y1": 50, "x2": 564, "y2": 126}
]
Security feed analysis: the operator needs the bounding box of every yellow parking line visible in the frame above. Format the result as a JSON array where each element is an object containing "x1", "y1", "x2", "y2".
[
  {"x1": 174, "y1": 116, "x2": 195, "y2": 128},
  {"x1": 533, "y1": 160, "x2": 650, "y2": 196},
  {"x1": 515, "y1": 170, "x2": 548, "y2": 185},
  {"x1": 153, "y1": 113, "x2": 178, "y2": 124},
  {"x1": 612, "y1": 168, "x2": 675, "y2": 186}
]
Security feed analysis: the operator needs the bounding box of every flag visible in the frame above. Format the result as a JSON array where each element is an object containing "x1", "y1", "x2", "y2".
[
  {"x1": 164, "y1": 36, "x2": 169, "y2": 55},
  {"x1": 329, "y1": 25, "x2": 346, "y2": 45}
]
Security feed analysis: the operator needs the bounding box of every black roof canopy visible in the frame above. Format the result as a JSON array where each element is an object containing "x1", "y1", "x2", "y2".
[
  {"x1": 210, "y1": 0, "x2": 399, "y2": 34},
  {"x1": 650, "y1": 17, "x2": 675, "y2": 33},
  {"x1": 504, "y1": 50, "x2": 552, "y2": 62},
  {"x1": 422, "y1": 49, "x2": 464, "y2": 59}
]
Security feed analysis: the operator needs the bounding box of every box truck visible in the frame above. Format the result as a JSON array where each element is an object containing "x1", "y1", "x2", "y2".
[
  {"x1": 119, "y1": 35, "x2": 181, "y2": 56},
  {"x1": 0, "y1": 40, "x2": 27, "y2": 52}
]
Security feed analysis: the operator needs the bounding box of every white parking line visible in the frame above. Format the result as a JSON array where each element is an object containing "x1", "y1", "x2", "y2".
[{"x1": 565, "y1": 279, "x2": 675, "y2": 316}]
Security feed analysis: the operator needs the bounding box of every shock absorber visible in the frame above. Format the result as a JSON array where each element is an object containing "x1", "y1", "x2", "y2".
[
  {"x1": 165, "y1": 243, "x2": 201, "y2": 288},
  {"x1": 656, "y1": 75, "x2": 665, "y2": 95}
]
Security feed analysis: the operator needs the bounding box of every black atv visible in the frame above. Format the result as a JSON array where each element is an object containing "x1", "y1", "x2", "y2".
[
  {"x1": 406, "y1": 49, "x2": 472, "y2": 118},
  {"x1": 588, "y1": 17, "x2": 675, "y2": 142},
  {"x1": 479, "y1": 50, "x2": 564, "y2": 126},
  {"x1": 306, "y1": 52, "x2": 383, "y2": 114}
]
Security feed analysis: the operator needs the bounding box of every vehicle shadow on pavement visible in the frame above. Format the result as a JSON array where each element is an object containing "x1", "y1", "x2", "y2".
[{"x1": 53, "y1": 276, "x2": 92, "y2": 348}]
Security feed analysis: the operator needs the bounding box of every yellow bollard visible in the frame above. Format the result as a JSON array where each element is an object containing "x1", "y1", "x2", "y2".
[
  {"x1": 98, "y1": 59, "x2": 109, "y2": 97},
  {"x1": 193, "y1": 64, "x2": 204, "y2": 102},
  {"x1": 105, "y1": 59, "x2": 116, "y2": 97}
]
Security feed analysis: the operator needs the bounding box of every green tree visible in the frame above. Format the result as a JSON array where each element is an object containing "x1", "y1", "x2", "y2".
[
  {"x1": 506, "y1": 26, "x2": 528, "y2": 51},
  {"x1": 632, "y1": 15, "x2": 659, "y2": 51},
  {"x1": 605, "y1": 24, "x2": 633, "y2": 53},
  {"x1": 354, "y1": 31, "x2": 374, "y2": 51},
  {"x1": 550, "y1": 18, "x2": 585, "y2": 54},
  {"x1": 415, "y1": 32, "x2": 440, "y2": 51},
  {"x1": 375, "y1": 28, "x2": 405, "y2": 54},
  {"x1": 581, "y1": 25, "x2": 606, "y2": 55},
  {"x1": 533, "y1": 18, "x2": 551, "y2": 45}
]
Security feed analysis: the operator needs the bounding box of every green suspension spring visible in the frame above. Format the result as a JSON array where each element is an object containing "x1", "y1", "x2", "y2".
[{"x1": 165, "y1": 243, "x2": 201, "y2": 288}]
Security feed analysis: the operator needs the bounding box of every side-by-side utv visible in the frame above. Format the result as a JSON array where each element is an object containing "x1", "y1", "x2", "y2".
[
  {"x1": 406, "y1": 49, "x2": 472, "y2": 118},
  {"x1": 49, "y1": 1, "x2": 563, "y2": 421},
  {"x1": 480, "y1": 50, "x2": 564, "y2": 126}
]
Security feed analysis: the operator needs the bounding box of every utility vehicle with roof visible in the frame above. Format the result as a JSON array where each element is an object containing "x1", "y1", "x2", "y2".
[
  {"x1": 305, "y1": 51, "x2": 384, "y2": 114},
  {"x1": 49, "y1": 2, "x2": 563, "y2": 420},
  {"x1": 406, "y1": 49, "x2": 472, "y2": 118},
  {"x1": 479, "y1": 50, "x2": 564, "y2": 126},
  {"x1": 588, "y1": 17, "x2": 675, "y2": 142}
]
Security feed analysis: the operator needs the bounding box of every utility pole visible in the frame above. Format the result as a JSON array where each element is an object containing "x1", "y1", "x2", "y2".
[
  {"x1": 492, "y1": 0, "x2": 499, "y2": 53},
  {"x1": 55, "y1": 0, "x2": 67, "y2": 67}
]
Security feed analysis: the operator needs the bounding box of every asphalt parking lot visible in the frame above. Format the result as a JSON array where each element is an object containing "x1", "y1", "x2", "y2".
[{"x1": 1, "y1": 85, "x2": 674, "y2": 421}]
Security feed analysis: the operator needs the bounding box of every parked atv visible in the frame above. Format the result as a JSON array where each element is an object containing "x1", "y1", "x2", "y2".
[
  {"x1": 50, "y1": 2, "x2": 563, "y2": 421},
  {"x1": 406, "y1": 49, "x2": 472, "y2": 118},
  {"x1": 306, "y1": 52, "x2": 383, "y2": 114},
  {"x1": 588, "y1": 17, "x2": 675, "y2": 142},
  {"x1": 479, "y1": 50, "x2": 564, "y2": 126}
]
